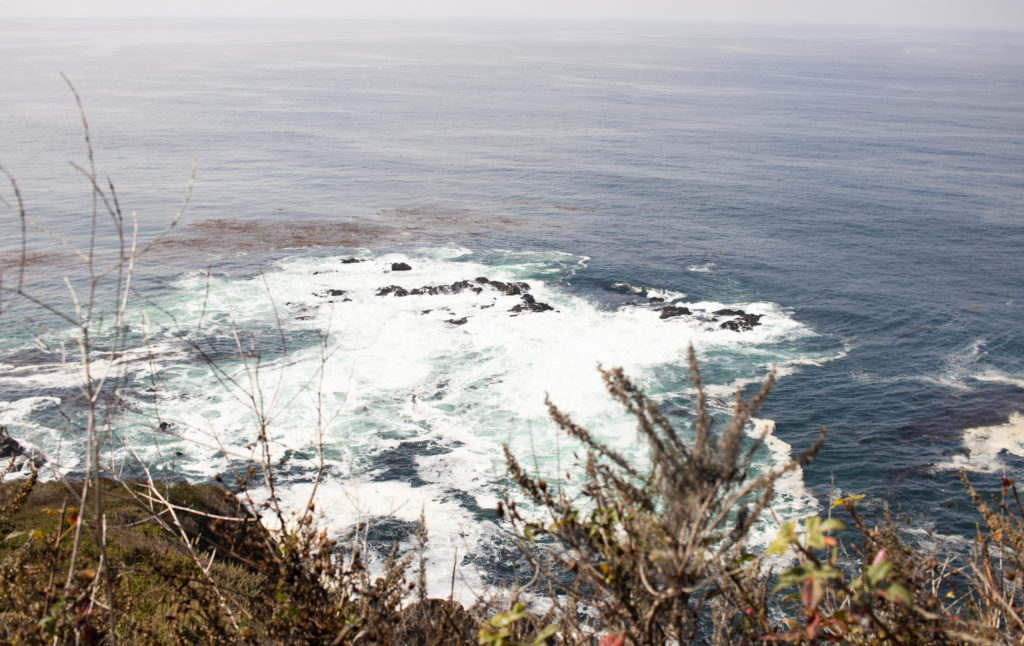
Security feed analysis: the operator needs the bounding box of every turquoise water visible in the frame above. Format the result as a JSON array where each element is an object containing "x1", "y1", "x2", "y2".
[{"x1": 1, "y1": 19, "x2": 1022, "y2": 595}]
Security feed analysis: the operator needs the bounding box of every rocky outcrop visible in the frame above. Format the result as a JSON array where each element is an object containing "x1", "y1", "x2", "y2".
[
  {"x1": 376, "y1": 278, "x2": 533, "y2": 300},
  {"x1": 719, "y1": 313, "x2": 763, "y2": 331},
  {"x1": 483, "y1": 279, "x2": 530, "y2": 296},
  {"x1": 315, "y1": 288, "x2": 347, "y2": 298},
  {"x1": 376, "y1": 285, "x2": 410, "y2": 297},
  {"x1": 658, "y1": 305, "x2": 691, "y2": 320},
  {"x1": 373, "y1": 276, "x2": 553, "y2": 316},
  {"x1": 391, "y1": 262, "x2": 413, "y2": 271},
  {"x1": 651, "y1": 304, "x2": 764, "y2": 331},
  {"x1": 509, "y1": 293, "x2": 554, "y2": 313},
  {"x1": 0, "y1": 427, "x2": 45, "y2": 468},
  {"x1": 409, "y1": 281, "x2": 482, "y2": 296}
]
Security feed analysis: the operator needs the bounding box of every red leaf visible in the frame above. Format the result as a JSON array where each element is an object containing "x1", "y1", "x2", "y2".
[{"x1": 599, "y1": 634, "x2": 625, "y2": 646}]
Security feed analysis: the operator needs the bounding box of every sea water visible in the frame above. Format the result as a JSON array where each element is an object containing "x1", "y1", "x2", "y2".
[{"x1": 1, "y1": 19, "x2": 1022, "y2": 599}]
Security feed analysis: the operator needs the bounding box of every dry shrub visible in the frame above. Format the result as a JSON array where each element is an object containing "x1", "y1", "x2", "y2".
[
  {"x1": 500, "y1": 354, "x2": 1024, "y2": 645},
  {"x1": 503, "y1": 348, "x2": 824, "y2": 644},
  {"x1": 958, "y1": 472, "x2": 1024, "y2": 644}
]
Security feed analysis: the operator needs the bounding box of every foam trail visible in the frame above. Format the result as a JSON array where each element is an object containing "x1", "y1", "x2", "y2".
[
  {"x1": 972, "y1": 370, "x2": 1024, "y2": 390},
  {"x1": 748, "y1": 418, "x2": 819, "y2": 537},
  {"x1": 937, "y1": 412, "x2": 1024, "y2": 474}
]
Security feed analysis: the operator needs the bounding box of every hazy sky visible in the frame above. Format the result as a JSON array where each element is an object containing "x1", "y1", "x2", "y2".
[{"x1": 2, "y1": 0, "x2": 1023, "y2": 31}]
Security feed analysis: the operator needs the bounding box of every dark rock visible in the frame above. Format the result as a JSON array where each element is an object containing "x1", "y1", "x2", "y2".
[
  {"x1": 713, "y1": 308, "x2": 746, "y2": 317},
  {"x1": 648, "y1": 297, "x2": 665, "y2": 303},
  {"x1": 408, "y1": 280, "x2": 478, "y2": 297},
  {"x1": 659, "y1": 305, "x2": 691, "y2": 319},
  {"x1": 378, "y1": 277, "x2": 535, "y2": 301},
  {"x1": 421, "y1": 310, "x2": 432, "y2": 315},
  {"x1": 719, "y1": 313, "x2": 763, "y2": 332},
  {"x1": 487, "y1": 280, "x2": 531, "y2": 296},
  {"x1": 509, "y1": 294, "x2": 554, "y2": 313},
  {"x1": 376, "y1": 285, "x2": 410, "y2": 297},
  {"x1": 0, "y1": 427, "x2": 45, "y2": 467},
  {"x1": 0, "y1": 432, "x2": 24, "y2": 459},
  {"x1": 446, "y1": 317, "x2": 468, "y2": 326},
  {"x1": 391, "y1": 262, "x2": 413, "y2": 271},
  {"x1": 341, "y1": 257, "x2": 365, "y2": 264},
  {"x1": 488, "y1": 280, "x2": 514, "y2": 295},
  {"x1": 315, "y1": 288, "x2": 346, "y2": 297}
]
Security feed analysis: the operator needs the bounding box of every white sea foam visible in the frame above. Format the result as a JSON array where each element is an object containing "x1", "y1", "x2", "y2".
[
  {"x1": 747, "y1": 418, "x2": 819, "y2": 546},
  {"x1": 0, "y1": 248, "x2": 844, "y2": 595},
  {"x1": 936, "y1": 412, "x2": 1024, "y2": 474},
  {"x1": 854, "y1": 339, "x2": 1002, "y2": 392},
  {"x1": 0, "y1": 396, "x2": 74, "y2": 472},
  {"x1": 971, "y1": 369, "x2": 1024, "y2": 390},
  {"x1": 888, "y1": 340, "x2": 1023, "y2": 392},
  {"x1": 261, "y1": 478, "x2": 493, "y2": 606},
  {"x1": 775, "y1": 346, "x2": 850, "y2": 378},
  {"x1": 686, "y1": 263, "x2": 716, "y2": 273}
]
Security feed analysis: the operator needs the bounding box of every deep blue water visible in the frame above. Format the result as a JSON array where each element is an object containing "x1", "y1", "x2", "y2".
[{"x1": 2, "y1": 19, "x2": 1023, "y2": 574}]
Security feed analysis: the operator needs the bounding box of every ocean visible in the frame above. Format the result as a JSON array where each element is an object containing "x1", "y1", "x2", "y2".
[{"x1": 1, "y1": 18, "x2": 1022, "y2": 599}]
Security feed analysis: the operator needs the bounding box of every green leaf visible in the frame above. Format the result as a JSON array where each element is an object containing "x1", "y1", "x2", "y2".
[
  {"x1": 813, "y1": 564, "x2": 842, "y2": 580},
  {"x1": 491, "y1": 603, "x2": 525, "y2": 628},
  {"x1": 767, "y1": 521, "x2": 795, "y2": 556},
  {"x1": 819, "y1": 518, "x2": 846, "y2": 532},
  {"x1": 774, "y1": 564, "x2": 812, "y2": 590},
  {"x1": 866, "y1": 560, "x2": 893, "y2": 586},
  {"x1": 831, "y1": 493, "x2": 865, "y2": 509},
  {"x1": 808, "y1": 531, "x2": 826, "y2": 550},
  {"x1": 530, "y1": 624, "x2": 559, "y2": 645},
  {"x1": 883, "y1": 583, "x2": 912, "y2": 606},
  {"x1": 775, "y1": 562, "x2": 842, "y2": 592}
]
